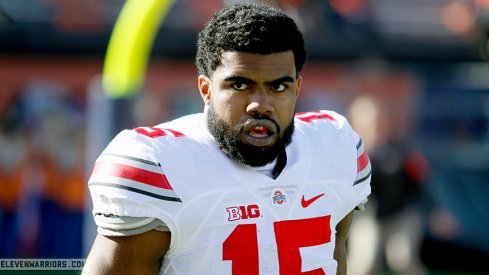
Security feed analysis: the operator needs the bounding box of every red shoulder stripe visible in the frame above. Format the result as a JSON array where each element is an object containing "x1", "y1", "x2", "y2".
[
  {"x1": 357, "y1": 150, "x2": 370, "y2": 172},
  {"x1": 297, "y1": 113, "x2": 335, "y2": 123},
  {"x1": 92, "y1": 162, "x2": 173, "y2": 190},
  {"x1": 296, "y1": 111, "x2": 336, "y2": 123},
  {"x1": 163, "y1": 128, "x2": 185, "y2": 137},
  {"x1": 135, "y1": 127, "x2": 167, "y2": 138},
  {"x1": 134, "y1": 127, "x2": 185, "y2": 138}
]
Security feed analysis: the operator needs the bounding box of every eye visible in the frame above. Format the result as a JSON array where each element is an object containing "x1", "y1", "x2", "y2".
[
  {"x1": 232, "y1": 82, "x2": 248, "y2": 91},
  {"x1": 272, "y1": 83, "x2": 286, "y2": 92}
]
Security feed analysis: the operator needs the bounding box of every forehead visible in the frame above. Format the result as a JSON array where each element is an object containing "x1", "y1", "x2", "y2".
[{"x1": 214, "y1": 51, "x2": 296, "y2": 80}]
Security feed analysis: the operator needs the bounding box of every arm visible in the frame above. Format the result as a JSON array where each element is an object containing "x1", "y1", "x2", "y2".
[
  {"x1": 334, "y1": 211, "x2": 353, "y2": 275},
  {"x1": 82, "y1": 230, "x2": 171, "y2": 275}
]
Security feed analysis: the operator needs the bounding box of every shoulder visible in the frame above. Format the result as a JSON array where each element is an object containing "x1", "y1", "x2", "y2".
[
  {"x1": 295, "y1": 110, "x2": 371, "y2": 191},
  {"x1": 86, "y1": 116, "x2": 211, "y2": 239},
  {"x1": 295, "y1": 110, "x2": 348, "y2": 131},
  {"x1": 87, "y1": 116, "x2": 205, "y2": 211},
  {"x1": 294, "y1": 110, "x2": 357, "y2": 145},
  {"x1": 153, "y1": 113, "x2": 204, "y2": 135},
  {"x1": 136, "y1": 113, "x2": 204, "y2": 141},
  {"x1": 103, "y1": 113, "x2": 203, "y2": 154},
  {"x1": 89, "y1": 127, "x2": 182, "y2": 204}
]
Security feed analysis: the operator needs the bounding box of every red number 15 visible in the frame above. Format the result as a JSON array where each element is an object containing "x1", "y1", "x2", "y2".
[{"x1": 223, "y1": 215, "x2": 332, "y2": 275}]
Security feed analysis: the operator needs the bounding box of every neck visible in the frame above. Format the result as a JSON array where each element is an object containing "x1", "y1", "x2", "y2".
[{"x1": 271, "y1": 145, "x2": 287, "y2": 179}]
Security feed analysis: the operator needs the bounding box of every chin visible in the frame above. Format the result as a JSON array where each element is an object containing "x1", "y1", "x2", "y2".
[{"x1": 234, "y1": 142, "x2": 280, "y2": 167}]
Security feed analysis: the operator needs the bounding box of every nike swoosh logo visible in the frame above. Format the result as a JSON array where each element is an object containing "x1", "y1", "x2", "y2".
[{"x1": 301, "y1": 193, "x2": 325, "y2": 208}]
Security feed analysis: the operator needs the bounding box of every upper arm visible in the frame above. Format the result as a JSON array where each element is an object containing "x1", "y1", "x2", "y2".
[
  {"x1": 82, "y1": 230, "x2": 171, "y2": 275},
  {"x1": 334, "y1": 211, "x2": 353, "y2": 275}
]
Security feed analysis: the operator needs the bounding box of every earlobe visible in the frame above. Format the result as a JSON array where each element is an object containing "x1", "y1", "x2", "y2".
[{"x1": 198, "y1": 75, "x2": 212, "y2": 104}]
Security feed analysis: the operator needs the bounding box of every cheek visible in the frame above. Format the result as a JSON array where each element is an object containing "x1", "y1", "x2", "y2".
[
  {"x1": 276, "y1": 97, "x2": 297, "y2": 127},
  {"x1": 278, "y1": 95, "x2": 297, "y2": 115},
  {"x1": 211, "y1": 95, "x2": 244, "y2": 122}
]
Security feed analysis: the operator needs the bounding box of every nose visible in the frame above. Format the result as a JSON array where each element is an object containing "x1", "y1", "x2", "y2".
[{"x1": 246, "y1": 89, "x2": 274, "y2": 116}]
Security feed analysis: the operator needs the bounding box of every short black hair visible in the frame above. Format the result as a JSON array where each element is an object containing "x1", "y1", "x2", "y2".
[{"x1": 196, "y1": 3, "x2": 306, "y2": 77}]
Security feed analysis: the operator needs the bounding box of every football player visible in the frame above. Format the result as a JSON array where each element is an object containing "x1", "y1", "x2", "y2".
[{"x1": 83, "y1": 3, "x2": 371, "y2": 275}]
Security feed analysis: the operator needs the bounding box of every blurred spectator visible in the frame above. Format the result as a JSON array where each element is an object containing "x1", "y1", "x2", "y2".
[
  {"x1": 368, "y1": 138, "x2": 429, "y2": 275},
  {"x1": 347, "y1": 95, "x2": 429, "y2": 275}
]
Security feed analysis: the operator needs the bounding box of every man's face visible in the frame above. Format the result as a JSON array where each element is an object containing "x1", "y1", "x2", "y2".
[{"x1": 198, "y1": 51, "x2": 301, "y2": 167}]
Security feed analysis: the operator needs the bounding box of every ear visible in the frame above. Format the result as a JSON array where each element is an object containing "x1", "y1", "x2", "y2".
[
  {"x1": 198, "y1": 75, "x2": 212, "y2": 104},
  {"x1": 295, "y1": 76, "x2": 302, "y2": 99}
]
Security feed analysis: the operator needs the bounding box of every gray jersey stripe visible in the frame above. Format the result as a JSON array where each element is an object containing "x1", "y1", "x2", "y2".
[
  {"x1": 90, "y1": 182, "x2": 182, "y2": 202},
  {"x1": 102, "y1": 153, "x2": 160, "y2": 167},
  {"x1": 353, "y1": 170, "x2": 371, "y2": 186}
]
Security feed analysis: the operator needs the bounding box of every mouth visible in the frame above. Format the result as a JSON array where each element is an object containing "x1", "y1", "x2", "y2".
[{"x1": 241, "y1": 119, "x2": 278, "y2": 147}]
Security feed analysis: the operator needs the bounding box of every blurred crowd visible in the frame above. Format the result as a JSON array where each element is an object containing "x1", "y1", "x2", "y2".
[{"x1": 0, "y1": 82, "x2": 86, "y2": 258}]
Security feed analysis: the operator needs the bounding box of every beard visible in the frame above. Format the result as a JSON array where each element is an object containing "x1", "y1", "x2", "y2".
[{"x1": 207, "y1": 103, "x2": 294, "y2": 167}]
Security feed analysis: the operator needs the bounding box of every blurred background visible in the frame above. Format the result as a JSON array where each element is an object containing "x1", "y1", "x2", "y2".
[{"x1": 0, "y1": 0, "x2": 489, "y2": 274}]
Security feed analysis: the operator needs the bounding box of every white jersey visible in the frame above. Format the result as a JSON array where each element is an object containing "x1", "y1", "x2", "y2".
[{"x1": 88, "y1": 110, "x2": 371, "y2": 275}]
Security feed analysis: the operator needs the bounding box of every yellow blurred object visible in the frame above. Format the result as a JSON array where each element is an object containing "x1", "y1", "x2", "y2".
[{"x1": 103, "y1": 0, "x2": 175, "y2": 98}]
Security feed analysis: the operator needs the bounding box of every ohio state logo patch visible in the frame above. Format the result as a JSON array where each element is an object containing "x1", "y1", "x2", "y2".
[{"x1": 270, "y1": 188, "x2": 288, "y2": 207}]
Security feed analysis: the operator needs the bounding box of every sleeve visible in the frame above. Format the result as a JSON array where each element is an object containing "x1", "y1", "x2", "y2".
[
  {"x1": 94, "y1": 214, "x2": 169, "y2": 237},
  {"x1": 87, "y1": 129, "x2": 182, "y2": 236},
  {"x1": 329, "y1": 111, "x2": 372, "y2": 212},
  {"x1": 348, "y1": 125, "x2": 372, "y2": 210},
  {"x1": 354, "y1": 137, "x2": 372, "y2": 187}
]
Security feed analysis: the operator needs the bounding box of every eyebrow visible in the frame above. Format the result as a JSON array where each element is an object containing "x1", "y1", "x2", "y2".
[
  {"x1": 267, "y1": 76, "x2": 295, "y2": 86},
  {"x1": 223, "y1": 75, "x2": 256, "y2": 85},
  {"x1": 223, "y1": 75, "x2": 295, "y2": 85}
]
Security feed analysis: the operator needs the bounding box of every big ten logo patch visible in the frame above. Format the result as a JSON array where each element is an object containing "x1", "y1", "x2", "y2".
[{"x1": 226, "y1": 204, "x2": 261, "y2": 221}]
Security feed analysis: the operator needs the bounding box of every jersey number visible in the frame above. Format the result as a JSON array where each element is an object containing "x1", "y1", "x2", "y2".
[
  {"x1": 223, "y1": 215, "x2": 331, "y2": 275},
  {"x1": 134, "y1": 127, "x2": 184, "y2": 138}
]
